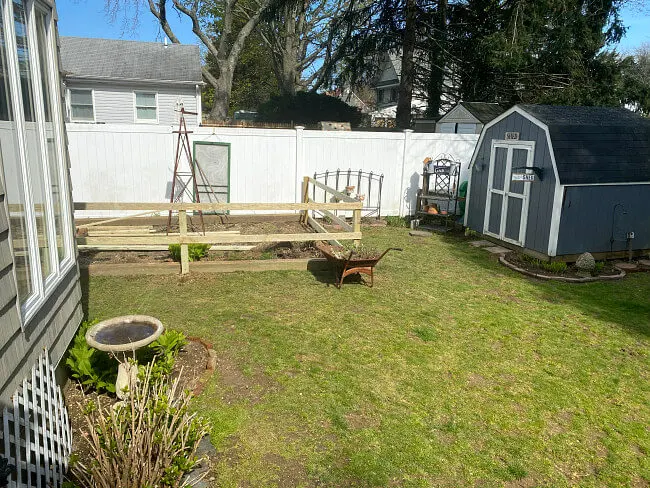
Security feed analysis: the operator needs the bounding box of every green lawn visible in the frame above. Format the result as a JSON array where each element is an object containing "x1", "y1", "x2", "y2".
[{"x1": 82, "y1": 227, "x2": 650, "y2": 487}]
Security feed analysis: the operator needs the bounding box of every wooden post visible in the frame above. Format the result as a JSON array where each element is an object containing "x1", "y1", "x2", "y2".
[
  {"x1": 179, "y1": 209, "x2": 189, "y2": 274},
  {"x1": 300, "y1": 176, "x2": 310, "y2": 224},
  {"x1": 353, "y1": 208, "x2": 361, "y2": 247}
]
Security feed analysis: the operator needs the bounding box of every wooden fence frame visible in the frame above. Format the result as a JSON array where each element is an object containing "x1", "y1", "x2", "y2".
[{"x1": 74, "y1": 178, "x2": 363, "y2": 274}]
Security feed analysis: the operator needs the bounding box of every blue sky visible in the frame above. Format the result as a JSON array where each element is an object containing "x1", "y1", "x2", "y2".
[{"x1": 57, "y1": 0, "x2": 650, "y2": 52}]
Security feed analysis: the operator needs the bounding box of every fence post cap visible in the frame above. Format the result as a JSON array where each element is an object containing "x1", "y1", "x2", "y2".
[
  {"x1": 295, "y1": 126, "x2": 305, "y2": 130},
  {"x1": 403, "y1": 129, "x2": 414, "y2": 133}
]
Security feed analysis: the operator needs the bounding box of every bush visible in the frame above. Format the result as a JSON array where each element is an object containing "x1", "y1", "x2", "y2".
[
  {"x1": 70, "y1": 364, "x2": 209, "y2": 488},
  {"x1": 66, "y1": 321, "x2": 188, "y2": 394},
  {"x1": 169, "y1": 243, "x2": 211, "y2": 262},
  {"x1": 257, "y1": 92, "x2": 363, "y2": 127},
  {"x1": 542, "y1": 261, "x2": 568, "y2": 273}
]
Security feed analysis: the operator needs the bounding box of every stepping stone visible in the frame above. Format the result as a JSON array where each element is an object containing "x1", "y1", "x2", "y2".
[
  {"x1": 614, "y1": 262, "x2": 638, "y2": 271},
  {"x1": 469, "y1": 240, "x2": 492, "y2": 247},
  {"x1": 409, "y1": 230, "x2": 432, "y2": 237},
  {"x1": 638, "y1": 259, "x2": 650, "y2": 269},
  {"x1": 484, "y1": 246, "x2": 511, "y2": 255}
]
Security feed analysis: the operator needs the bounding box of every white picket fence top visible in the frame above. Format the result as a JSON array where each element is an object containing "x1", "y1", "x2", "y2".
[{"x1": 0, "y1": 349, "x2": 71, "y2": 488}]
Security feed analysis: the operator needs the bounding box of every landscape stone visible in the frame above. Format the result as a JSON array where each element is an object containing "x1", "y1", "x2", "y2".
[
  {"x1": 469, "y1": 240, "x2": 492, "y2": 247},
  {"x1": 409, "y1": 230, "x2": 432, "y2": 237},
  {"x1": 575, "y1": 252, "x2": 596, "y2": 271},
  {"x1": 615, "y1": 262, "x2": 638, "y2": 271},
  {"x1": 638, "y1": 259, "x2": 650, "y2": 269},
  {"x1": 484, "y1": 246, "x2": 511, "y2": 255}
]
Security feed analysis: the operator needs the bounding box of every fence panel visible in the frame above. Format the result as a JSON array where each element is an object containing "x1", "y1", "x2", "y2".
[{"x1": 67, "y1": 123, "x2": 478, "y2": 218}]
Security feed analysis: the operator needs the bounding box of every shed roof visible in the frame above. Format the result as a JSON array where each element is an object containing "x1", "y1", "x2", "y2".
[
  {"x1": 518, "y1": 105, "x2": 650, "y2": 185},
  {"x1": 60, "y1": 37, "x2": 203, "y2": 84},
  {"x1": 461, "y1": 102, "x2": 505, "y2": 123}
]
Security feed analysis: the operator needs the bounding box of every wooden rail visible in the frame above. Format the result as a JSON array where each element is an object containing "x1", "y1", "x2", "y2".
[{"x1": 74, "y1": 181, "x2": 363, "y2": 275}]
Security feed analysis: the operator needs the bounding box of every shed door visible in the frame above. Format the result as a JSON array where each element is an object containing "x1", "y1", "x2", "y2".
[
  {"x1": 483, "y1": 141, "x2": 534, "y2": 246},
  {"x1": 193, "y1": 142, "x2": 230, "y2": 211}
]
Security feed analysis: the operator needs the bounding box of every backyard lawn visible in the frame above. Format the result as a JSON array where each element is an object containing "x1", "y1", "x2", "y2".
[{"x1": 82, "y1": 226, "x2": 650, "y2": 487}]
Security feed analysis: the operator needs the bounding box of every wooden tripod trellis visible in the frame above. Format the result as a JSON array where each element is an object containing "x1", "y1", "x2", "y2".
[{"x1": 166, "y1": 108, "x2": 207, "y2": 235}]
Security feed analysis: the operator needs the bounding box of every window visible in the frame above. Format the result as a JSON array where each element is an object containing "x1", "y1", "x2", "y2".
[
  {"x1": 135, "y1": 91, "x2": 157, "y2": 122},
  {"x1": 390, "y1": 88, "x2": 398, "y2": 102},
  {"x1": 0, "y1": 0, "x2": 74, "y2": 322},
  {"x1": 457, "y1": 123, "x2": 477, "y2": 134},
  {"x1": 376, "y1": 89, "x2": 384, "y2": 103},
  {"x1": 69, "y1": 88, "x2": 94, "y2": 121}
]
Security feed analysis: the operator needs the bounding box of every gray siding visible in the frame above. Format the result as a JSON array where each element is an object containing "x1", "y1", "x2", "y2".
[
  {"x1": 556, "y1": 185, "x2": 650, "y2": 255},
  {"x1": 0, "y1": 154, "x2": 82, "y2": 409},
  {"x1": 466, "y1": 112, "x2": 557, "y2": 254},
  {"x1": 66, "y1": 80, "x2": 200, "y2": 126}
]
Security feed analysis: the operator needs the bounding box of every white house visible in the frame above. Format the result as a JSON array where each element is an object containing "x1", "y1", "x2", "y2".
[{"x1": 59, "y1": 37, "x2": 203, "y2": 126}]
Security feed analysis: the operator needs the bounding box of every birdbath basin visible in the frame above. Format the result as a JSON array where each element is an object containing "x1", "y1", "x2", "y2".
[{"x1": 86, "y1": 315, "x2": 164, "y2": 399}]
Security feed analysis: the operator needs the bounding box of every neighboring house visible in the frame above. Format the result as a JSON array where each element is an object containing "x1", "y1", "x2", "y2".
[
  {"x1": 436, "y1": 102, "x2": 505, "y2": 134},
  {"x1": 59, "y1": 37, "x2": 203, "y2": 126},
  {"x1": 371, "y1": 53, "x2": 427, "y2": 122},
  {"x1": 0, "y1": 0, "x2": 81, "y2": 404}
]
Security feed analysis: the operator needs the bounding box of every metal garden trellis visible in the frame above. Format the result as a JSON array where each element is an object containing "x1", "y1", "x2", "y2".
[{"x1": 313, "y1": 169, "x2": 384, "y2": 218}]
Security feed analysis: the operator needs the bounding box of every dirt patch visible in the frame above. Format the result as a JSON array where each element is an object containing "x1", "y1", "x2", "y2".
[
  {"x1": 262, "y1": 453, "x2": 313, "y2": 487},
  {"x1": 213, "y1": 354, "x2": 279, "y2": 405},
  {"x1": 345, "y1": 410, "x2": 380, "y2": 430},
  {"x1": 467, "y1": 373, "x2": 487, "y2": 388},
  {"x1": 504, "y1": 477, "x2": 539, "y2": 488},
  {"x1": 545, "y1": 410, "x2": 573, "y2": 436}
]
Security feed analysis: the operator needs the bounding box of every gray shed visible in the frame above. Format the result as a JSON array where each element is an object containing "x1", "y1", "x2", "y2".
[{"x1": 464, "y1": 105, "x2": 650, "y2": 260}]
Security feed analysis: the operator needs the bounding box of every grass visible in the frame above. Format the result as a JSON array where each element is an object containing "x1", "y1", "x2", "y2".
[{"x1": 81, "y1": 227, "x2": 650, "y2": 487}]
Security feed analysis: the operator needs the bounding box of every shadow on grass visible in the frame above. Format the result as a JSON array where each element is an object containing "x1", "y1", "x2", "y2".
[
  {"x1": 438, "y1": 232, "x2": 650, "y2": 338},
  {"x1": 307, "y1": 260, "x2": 369, "y2": 288}
]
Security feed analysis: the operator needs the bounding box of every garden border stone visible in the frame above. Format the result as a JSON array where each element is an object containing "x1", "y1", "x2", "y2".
[{"x1": 499, "y1": 256, "x2": 626, "y2": 283}]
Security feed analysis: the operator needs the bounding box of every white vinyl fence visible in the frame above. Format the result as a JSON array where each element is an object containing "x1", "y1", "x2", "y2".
[{"x1": 67, "y1": 123, "x2": 478, "y2": 218}]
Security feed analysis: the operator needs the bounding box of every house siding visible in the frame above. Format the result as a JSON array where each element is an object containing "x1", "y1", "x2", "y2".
[
  {"x1": 466, "y1": 112, "x2": 557, "y2": 254},
  {"x1": 556, "y1": 185, "x2": 650, "y2": 255},
  {"x1": 66, "y1": 81, "x2": 199, "y2": 126}
]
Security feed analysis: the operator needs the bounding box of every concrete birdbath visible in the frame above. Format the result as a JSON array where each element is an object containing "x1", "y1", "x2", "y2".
[{"x1": 86, "y1": 315, "x2": 164, "y2": 399}]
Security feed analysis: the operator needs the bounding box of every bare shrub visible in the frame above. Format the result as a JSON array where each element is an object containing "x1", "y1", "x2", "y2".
[{"x1": 70, "y1": 363, "x2": 209, "y2": 487}]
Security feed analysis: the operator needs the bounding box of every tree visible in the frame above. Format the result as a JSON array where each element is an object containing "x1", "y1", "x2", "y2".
[
  {"x1": 106, "y1": 0, "x2": 275, "y2": 119},
  {"x1": 257, "y1": 91, "x2": 363, "y2": 126}
]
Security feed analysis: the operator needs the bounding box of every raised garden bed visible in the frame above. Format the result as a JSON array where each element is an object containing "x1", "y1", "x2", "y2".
[{"x1": 501, "y1": 252, "x2": 626, "y2": 282}]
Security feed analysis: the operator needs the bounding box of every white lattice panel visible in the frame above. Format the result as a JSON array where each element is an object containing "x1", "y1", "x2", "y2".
[{"x1": 0, "y1": 349, "x2": 71, "y2": 488}]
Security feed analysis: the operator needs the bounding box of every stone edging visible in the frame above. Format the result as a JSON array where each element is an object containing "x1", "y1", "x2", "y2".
[{"x1": 499, "y1": 256, "x2": 626, "y2": 283}]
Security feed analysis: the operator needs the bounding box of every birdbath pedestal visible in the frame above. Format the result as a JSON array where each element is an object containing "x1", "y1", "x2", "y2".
[{"x1": 86, "y1": 315, "x2": 164, "y2": 399}]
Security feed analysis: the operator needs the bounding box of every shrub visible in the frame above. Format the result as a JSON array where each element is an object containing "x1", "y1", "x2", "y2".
[
  {"x1": 70, "y1": 364, "x2": 209, "y2": 488},
  {"x1": 66, "y1": 320, "x2": 118, "y2": 394},
  {"x1": 593, "y1": 261, "x2": 606, "y2": 274},
  {"x1": 169, "y1": 243, "x2": 211, "y2": 262},
  {"x1": 257, "y1": 92, "x2": 363, "y2": 127},
  {"x1": 67, "y1": 322, "x2": 188, "y2": 394}
]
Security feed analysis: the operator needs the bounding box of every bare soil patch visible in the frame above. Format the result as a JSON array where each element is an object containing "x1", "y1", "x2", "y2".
[{"x1": 213, "y1": 354, "x2": 279, "y2": 405}]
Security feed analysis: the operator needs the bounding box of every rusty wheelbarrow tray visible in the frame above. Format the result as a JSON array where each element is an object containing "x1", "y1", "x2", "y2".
[{"x1": 315, "y1": 241, "x2": 402, "y2": 288}]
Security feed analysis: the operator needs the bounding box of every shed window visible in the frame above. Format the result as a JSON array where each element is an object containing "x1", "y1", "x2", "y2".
[
  {"x1": 457, "y1": 123, "x2": 476, "y2": 134},
  {"x1": 377, "y1": 89, "x2": 384, "y2": 103},
  {"x1": 0, "y1": 0, "x2": 74, "y2": 322},
  {"x1": 70, "y1": 89, "x2": 94, "y2": 121},
  {"x1": 135, "y1": 92, "x2": 157, "y2": 121}
]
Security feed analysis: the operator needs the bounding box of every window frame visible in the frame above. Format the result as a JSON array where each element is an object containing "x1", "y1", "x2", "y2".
[
  {"x1": 68, "y1": 87, "x2": 95, "y2": 123},
  {"x1": 2, "y1": 0, "x2": 75, "y2": 325},
  {"x1": 133, "y1": 90, "x2": 158, "y2": 123}
]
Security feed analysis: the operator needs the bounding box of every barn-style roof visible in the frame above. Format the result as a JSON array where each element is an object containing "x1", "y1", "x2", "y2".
[
  {"x1": 60, "y1": 37, "x2": 203, "y2": 84},
  {"x1": 519, "y1": 105, "x2": 650, "y2": 185}
]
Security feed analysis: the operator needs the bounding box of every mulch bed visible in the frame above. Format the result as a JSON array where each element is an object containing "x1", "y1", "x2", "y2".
[
  {"x1": 63, "y1": 339, "x2": 214, "y2": 473},
  {"x1": 502, "y1": 253, "x2": 625, "y2": 282}
]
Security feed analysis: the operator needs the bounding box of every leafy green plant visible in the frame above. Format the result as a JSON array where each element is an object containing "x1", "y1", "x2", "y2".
[
  {"x1": 70, "y1": 363, "x2": 209, "y2": 488},
  {"x1": 385, "y1": 216, "x2": 409, "y2": 228},
  {"x1": 168, "y1": 243, "x2": 211, "y2": 262},
  {"x1": 593, "y1": 261, "x2": 606, "y2": 275},
  {"x1": 542, "y1": 261, "x2": 568, "y2": 273},
  {"x1": 66, "y1": 320, "x2": 118, "y2": 394}
]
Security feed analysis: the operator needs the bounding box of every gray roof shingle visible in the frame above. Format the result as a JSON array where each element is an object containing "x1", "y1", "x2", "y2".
[
  {"x1": 60, "y1": 37, "x2": 203, "y2": 84},
  {"x1": 461, "y1": 102, "x2": 505, "y2": 124},
  {"x1": 518, "y1": 104, "x2": 650, "y2": 185}
]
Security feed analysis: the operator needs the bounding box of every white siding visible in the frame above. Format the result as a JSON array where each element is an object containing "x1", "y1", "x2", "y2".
[
  {"x1": 65, "y1": 81, "x2": 199, "y2": 126},
  {"x1": 67, "y1": 124, "x2": 479, "y2": 218}
]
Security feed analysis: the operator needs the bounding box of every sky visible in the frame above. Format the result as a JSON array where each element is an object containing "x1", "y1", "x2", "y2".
[{"x1": 57, "y1": 0, "x2": 650, "y2": 52}]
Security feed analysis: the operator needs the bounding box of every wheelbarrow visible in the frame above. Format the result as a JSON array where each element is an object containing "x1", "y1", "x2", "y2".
[{"x1": 315, "y1": 241, "x2": 402, "y2": 288}]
